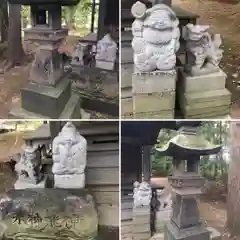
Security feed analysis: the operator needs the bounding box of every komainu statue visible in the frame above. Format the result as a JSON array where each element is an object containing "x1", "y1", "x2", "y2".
[{"x1": 182, "y1": 23, "x2": 223, "y2": 76}]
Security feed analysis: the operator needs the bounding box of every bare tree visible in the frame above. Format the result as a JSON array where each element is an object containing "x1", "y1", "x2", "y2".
[
  {"x1": 7, "y1": 4, "x2": 24, "y2": 65},
  {"x1": 227, "y1": 121, "x2": 240, "y2": 235}
]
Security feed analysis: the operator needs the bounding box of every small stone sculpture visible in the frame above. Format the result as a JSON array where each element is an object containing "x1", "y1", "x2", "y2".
[
  {"x1": 95, "y1": 33, "x2": 117, "y2": 70},
  {"x1": 52, "y1": 122, "x2": 87, "y2": 189},
  {"x1": 182, "y1": 23, "x2": 223, "y2": 76},
  {"x1": 71, "y1": 43, "x2": 88, "y2": 66},
  {"x1": 15, "y1": 144, "x2": 42, "y2": 185},
  {"x1": 133, "y1": 181, "x2": 152, "y2": 207},
  {"x1": 131, "y1": 1, "x2": 180, "y2": 73}
]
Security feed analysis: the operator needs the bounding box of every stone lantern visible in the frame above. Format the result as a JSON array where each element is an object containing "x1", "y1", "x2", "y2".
[
  {"x1": 156, "y1": 121, "x2": 222, "y2": 240},
  {"x1": 9, "y1": 0, "x2": 81, "y2": 119}
]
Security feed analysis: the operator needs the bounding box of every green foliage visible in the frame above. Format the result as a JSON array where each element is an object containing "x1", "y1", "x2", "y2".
[
  {"x1": 62, "y1": 0, "x2": 93, "y2": 28},
  {"x1": 152, "y1": 121, "x2": 230, "y2": 180}
]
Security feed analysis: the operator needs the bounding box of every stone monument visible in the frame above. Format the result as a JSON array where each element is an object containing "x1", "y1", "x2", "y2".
[
  {"x1": 155, "y1": 190, "x2": 172, "y2": 233},
  {"x1": 95, "y1": 33, "x2": 117, "y2": 71},
  {"x1": 131, "y1": 1, "x2": 180, "y2": 119},
  {"x1": 155, "y1": 121, "x2": 222, "y2": 240},
  {"x1": 14, "y1": 142, "x2": 46, "y2": 189},
  {"x1": 178, "y1": 23, "x2": 231, "y2": 118},
  {"x1": 132, "y1": 181, "x2": 152, "y2": 240},
  {"x1": 9, "y1": 0, "x2": 81, "y2": 119},
  {"x1": 52, "y1": 122, "x2": 87, "y2": 189},
  {"x1": 0, "y1": 189, "x2": 98, "y2": 240}
]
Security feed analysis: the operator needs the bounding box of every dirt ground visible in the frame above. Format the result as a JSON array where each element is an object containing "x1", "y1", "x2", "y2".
[{"x1": 175, "y1": 0, "x2": 240, "y2": 117}]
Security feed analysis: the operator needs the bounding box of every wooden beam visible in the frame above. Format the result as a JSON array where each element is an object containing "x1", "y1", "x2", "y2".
[
  {"x1": 142, "y1": 145, "x2": 152, "y2": 182},
  {"x1": 90, "y1": 0, "x2": 96, "y2": 32},
  {"x1": 97, "y1": 0, "x2": 106, "y2": 40}
]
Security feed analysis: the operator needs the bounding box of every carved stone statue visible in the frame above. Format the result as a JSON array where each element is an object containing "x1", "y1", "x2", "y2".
[
  {"x1": 95, "y1": 33, "x2": 117, "y2": 70},
  {"x1": 52, "y1": 122, "x2": 87, "y2": 189},
  {"x1": 133, "y1": 181, "x2": 152, "y2": 207},
  {"x1": 15, "y1": 144, "x2": 42, "y2": 185},
  {"x1": 71, "y1": 43, "x2": 88, "y2": 66},
  {"x1": 131, "y1": 1, "x2": 180, "y2": 73},
  {"x1": 182, "y1": 23, "x2": 223, "y2": 76}
]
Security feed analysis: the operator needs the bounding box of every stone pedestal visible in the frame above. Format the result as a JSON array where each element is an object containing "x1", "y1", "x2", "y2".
[
  {"x1": 132, "y1": 71, "x2": 177, "y2": 119},
  {"x1": 54, "y1": 173, "x2": 85, "y2": 189},
  {"x1": 178, "y1": 69, "x2": 231, "y2": 119},
  {"x1": 14, "y1": 176, "x2": 47, "y2": 189},
  {"x1": 0, "y1": 189, "x2": 98, "y2": 240},
  {"x1": 121, "y1": 63, "x2": 133, "y2": 119},
  {"x1": 132, "y1": 206, "x2": 151, "y2": 240},
  {"x1": 164, "y1": 221, "x2": 210, "y2": 240}
]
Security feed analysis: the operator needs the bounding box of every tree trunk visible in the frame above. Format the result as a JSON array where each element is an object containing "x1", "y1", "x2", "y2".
[
  {"x1": 227, "y1": 121, "x2": 240, "y2": 235},
  {"x1": 7, "y1": 4, "x2": 24, "y2": 65},
  {"x1": 0, "y1": 1, "x2": 9, "y2": 42}
]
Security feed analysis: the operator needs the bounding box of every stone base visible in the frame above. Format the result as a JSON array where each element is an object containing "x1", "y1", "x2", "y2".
[
  {"x1": 207, "y1": 227, "x2": 221, "y2": 240},
  {"x1": 156, "y1": 210, "x2": 171, "y2": 232},
  {"x1": 133, "y1": 109, "x2": 174, "y2": 119},
  {"x1": 14, "y1": 177, "x2": 47, "y2": 189},
  {"x1": 179, "y1": 88, "x2": 231, "y2": 119},
  {"x1": 132, "y1": 93, "x2": 175, "y2": 119},
  {"x1": 122, "y1": 97, "x2": 133, "y2": 119},
  {"x1": 133, "y1": 232, "x2": 151, "y2": 240},
  {"x1": 121, "y1": 63, "x2": 133, "y2": 88},
  {"x1": 20, "y1": 77, "x2": 72, "y2": 118},
  {"x1": 54, "y1": 174, "x2": 85, "y2": 189},
  {"x1": 151, "y1": 233, "x2": 164, "y2": 240},
  {"x1": 10, "y1": 76, "x2": 81, "y2": 119},
  {"x1": 132, "y1": 70, "x2": 176, "y2": 119},
  {"x1": 96, "y1": 60, "x2": 115, "y2": 71},
  {"x1": 132, "y1": 70, "x2": 176, "y2": 94},
  {"x1": 164, "y1": 221, "x2": 210, "y2": 240},
  {"x1": 179, "y1": 69, "x2": 226, "y2": 93},
  {"x1": 132, "y1": 207, "x2": 151, "y2": 240},
  {"x1": 10, "y1": 91, "x2": 81, "y2": 119}
]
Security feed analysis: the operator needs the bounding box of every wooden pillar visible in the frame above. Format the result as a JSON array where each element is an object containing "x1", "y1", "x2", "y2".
[
  {"x1": 97, "y1": 0, "x2": 106, "y2": 40},
  {"x1": 90, "y1": 0, "x2": 96, "y2": 32},
  {"x1": 136, "y1": 145, "x2": 143, "y2": 182},
  {"x1": 49, "y1": 121, "x2": 61, "y2": 141},
  {"x1": 142, "y1": 145, "x2": 152, "y2": 182}
]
